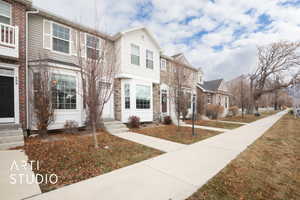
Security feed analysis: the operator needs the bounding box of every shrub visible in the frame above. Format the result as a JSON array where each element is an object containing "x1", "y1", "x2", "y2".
[
  {"x1": 289, "y1": 109, "x2": 294, "y2": 115},
  {"x1": 206, "y1": 104, "x2": 224, "y2": 119},
  {"x1": 163, "y1": 115, "x2": 172, "y2": 125},
  {"x1": 128, "y1": 116, "x2": 140, "y2": 128},
  {"x1": 64, "y1": 120, "x2": 79, "y2": 134},
  {"x1": 254, "y1": 112, "x2": 261, "y2": 117},
  {"x1": 229, "y1": 106, "x2": 239, "y2": 116}
]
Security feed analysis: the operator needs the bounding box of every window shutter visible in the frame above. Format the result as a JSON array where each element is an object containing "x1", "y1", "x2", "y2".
[
  {"x1": 43, "y1": 20, "x2": 52, "y2": 50},
  {"x1": 71, "y1": 29, "x2": 77, "y2": 56},
  {"x1": 80, "y1": 32, "x2": 86, "y2": 58}
]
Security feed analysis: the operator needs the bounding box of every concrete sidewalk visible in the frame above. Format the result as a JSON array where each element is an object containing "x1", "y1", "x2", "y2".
[
  {"x1": 111, "y1": 131, "x2": 186, "y2": 152},
  {"x1": 27, "y1": 110, "x2": 286, "y2": 200},
  {"x1": 0, "y1": 150, "x2": 41, "y2": 200}
]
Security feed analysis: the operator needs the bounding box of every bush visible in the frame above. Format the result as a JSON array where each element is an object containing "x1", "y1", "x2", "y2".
[
  {"x1": 289, "y1": 109, "x2": 294, "y2": 115},
  {"x1": 254, "y1": 112, "x2": 261, "y2": 117},
  {"x1": 206, "y1": 104, "x2": 224, "y2": 119},
  {"x1": 128, "y1": 116, "x2": 140, "y2": 128},
  {"x1": 163, "y1": 115, "x2": 172, "y2": 125},
  {"x1": 229, "y1": 106, "x2": 239, "y2": 116},
  {"x1": 64, "y1": 120, "x2": 79, "y2": 134}
]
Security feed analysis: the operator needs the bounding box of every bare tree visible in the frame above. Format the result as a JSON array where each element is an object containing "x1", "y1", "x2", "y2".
[
  {"x1": 77, "y1": 31, "x2": 117, "y2": 148},
  {"x1": 31, "y1": 61, "x2": 55, "y2": 137},
  {"x1": 250, "y1": 41, "x2": 300, "y2": 113},
  {"x1": 167, "y1": 58, "x2": 194, "y2": 128}
]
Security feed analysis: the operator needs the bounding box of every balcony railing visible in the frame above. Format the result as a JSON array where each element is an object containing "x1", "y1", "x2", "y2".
[{"x1": 0, "y1": 23, "x2": 19, "y2": 58}]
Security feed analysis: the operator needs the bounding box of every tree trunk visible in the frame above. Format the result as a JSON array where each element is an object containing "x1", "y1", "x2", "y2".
[
  {"x1": 92, "y1": 121, "x2": 99, "y2": 148},
  {"x1": 39, "y1": 128, "x2": 48, "y2": 138}
]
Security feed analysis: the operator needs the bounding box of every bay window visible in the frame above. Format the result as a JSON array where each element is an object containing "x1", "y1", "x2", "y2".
[
  {"x1": 0, "y1": 0, "x2": 11, "y2": 25},
  {"x1": 136, "y1": 85, "x2": 150, "y2": 109},
  {"x1": 52, "y1": 23, "x2": 70, "y2": 54},
  {"x1": 146, "y1": 50, "x2": 153, "y2": 69},
  {"x1": 131, "y1": 44, "x2": 140, "y2": 65},
  {"x1": 52, "y1": 74, "x2": 76, "y2": 109}
]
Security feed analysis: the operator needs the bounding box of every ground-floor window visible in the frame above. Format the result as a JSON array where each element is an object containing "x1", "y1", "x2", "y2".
[
  {"x1": 124, "y1": 83, "x2": 130, "y2": 109},
  {"x1": 136, "y1": 85, "x2": 150, "y2": 109},
  {"x1": 52, "y1": 74, "x2": 76, "y2": 109}
]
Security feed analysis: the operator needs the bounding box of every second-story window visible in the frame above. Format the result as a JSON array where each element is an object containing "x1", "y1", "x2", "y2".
[
  {"x1": 131, "y1": 44, "x2": 140, "y2": 65},
  {"x1": 0, "y1": 0, "x2": 11, "y2": 25},
  {"x1": 146, "y1": 50, "x2": 153, "y2": 69},
  {"x1": 160, "y1": 58, "x2": 166, "y2": 71},
  {"x1": 86, "y1": 34, "x2": 100, "y2": 59},
  {"x1": 52, "y1": 23, "x2": 70, "y2": 54}
]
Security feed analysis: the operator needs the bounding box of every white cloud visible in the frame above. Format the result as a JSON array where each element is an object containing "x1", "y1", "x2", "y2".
[{"x1": 33, "y1": 0, "x2": 300, "y2": 81}]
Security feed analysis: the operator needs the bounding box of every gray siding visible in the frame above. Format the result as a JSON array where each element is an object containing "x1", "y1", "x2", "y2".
[{"x1": 28, "y1": 15, "x2": 78, "y2": 65}]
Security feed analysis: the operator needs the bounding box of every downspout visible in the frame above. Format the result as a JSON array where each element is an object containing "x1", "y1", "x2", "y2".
[{"x1": 25, "y1": 9, "x2": 39, "y2": 131}]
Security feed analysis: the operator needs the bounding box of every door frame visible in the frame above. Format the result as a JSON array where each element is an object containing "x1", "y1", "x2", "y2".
[
  {"x1": 160, "y1": 84, "x2": 169, "y2": 116},
  {"x1": 0, "y1": 63, "x2": 19, "y2": 124}
]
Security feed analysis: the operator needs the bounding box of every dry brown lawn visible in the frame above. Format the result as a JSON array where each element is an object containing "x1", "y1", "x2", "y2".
[
  {"x1": 185, "y1": 120, "x2": 243, "y2": 129},
  {"x1": 131, "y1": 125, "x2": 221, "y2": 144},
  {"x1": 18, "y1": 132, "x2": 162, "y2": 192},
  {"x1": 222, "y1": 111, "x2": 279, "y2": 123},
  {"x1": 187, "y1": 114, "x2": 300, "y2": 200}
]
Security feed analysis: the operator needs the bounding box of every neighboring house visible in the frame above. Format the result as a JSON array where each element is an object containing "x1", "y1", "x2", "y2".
[
  {"x1": 197, "y1": 79, "x2": 230, "y2": 116},
  {"x1": 0, "y1": 0, "x2": 31, "y2": 128},
  {"x1": 160, "y1": 53, "x2": 198, "y2": 121}
]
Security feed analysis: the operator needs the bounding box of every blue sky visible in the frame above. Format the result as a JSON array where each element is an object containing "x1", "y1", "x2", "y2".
[{"x1": 33, "y1": 0, "x2": 300, "y2": 81}]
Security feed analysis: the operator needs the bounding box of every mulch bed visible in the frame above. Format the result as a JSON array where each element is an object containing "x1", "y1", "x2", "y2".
[{"x1": 16, "y1": 132, "x2": 162, "y2": 192}]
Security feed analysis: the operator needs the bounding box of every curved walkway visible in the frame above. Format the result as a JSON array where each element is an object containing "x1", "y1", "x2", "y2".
[{"x1": 27, "y1": 110, "x2": 287, "y2": 200}]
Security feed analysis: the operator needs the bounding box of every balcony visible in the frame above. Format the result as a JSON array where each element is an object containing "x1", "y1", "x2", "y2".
[{"x1": 0, "y1": 23, "x2": 19, "y2": 59}]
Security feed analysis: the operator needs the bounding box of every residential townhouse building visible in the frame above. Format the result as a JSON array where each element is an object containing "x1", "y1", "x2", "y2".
[
  {"x1": 26, "y1": 8, "x2": 200, "y2": 130},
  {"x1": 0, "y1": 0, "x2": 31, "y2": 128},
  {"x1": 1, "y1": 2, "x2": 227, "y2": 137}
]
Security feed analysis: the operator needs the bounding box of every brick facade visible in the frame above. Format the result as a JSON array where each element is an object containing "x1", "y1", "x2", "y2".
[{"x1": 1, "y1": 0, "x2": 28, "y2": 129}]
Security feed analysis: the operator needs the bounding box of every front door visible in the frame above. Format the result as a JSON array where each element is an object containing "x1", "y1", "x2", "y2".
[
  {"x1": 0, "y1": 76, "x2": 14, "y2": 122},
  {"x1": 161, "y1": 90, "x2": 167, "y2": 113}
]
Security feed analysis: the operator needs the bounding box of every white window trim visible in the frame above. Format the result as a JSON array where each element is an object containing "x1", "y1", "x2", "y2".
[
  {"x1": 86, "y1": 33, "x2": 101, "y2": 59},
  {"x1": 160, "y1": 58, "x2": 167, "y2": 71},
  {"x1": 131, "y1": 43, "x2": 140, "y2": 66},
  {"x1": 0, "y1": 0, "x2": 12, "y2": 25},
  {"x1": 51, "y1": 22, "x2": 71, "y2": 56},
  {"x1": 136, "y1": 84, "x2": 151, "y2": 110},
  {"x1": 146, "y1": 49, "x2": 154, "y2": 69},
  {"x1": 51, "y1": 72, "x2": 79, "y2": 111}
]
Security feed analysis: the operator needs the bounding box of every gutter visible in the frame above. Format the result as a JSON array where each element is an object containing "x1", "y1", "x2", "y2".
[{"x1": 25, "y1": 9, "x2": 39, "y2": 130}]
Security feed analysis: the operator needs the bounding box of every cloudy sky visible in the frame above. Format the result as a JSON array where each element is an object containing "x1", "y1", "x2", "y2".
[{"x1": 33, "y1": 0, "x2": 300, "y2": 81}]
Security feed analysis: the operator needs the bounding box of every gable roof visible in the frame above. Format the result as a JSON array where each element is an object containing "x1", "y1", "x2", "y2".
[
  {"x1": 112, "y1": 26, "x2": 161, "y2": 50},
  {"x1": 31, "y1": 6, "x2": 114, "y2": 41},
  {"x1": 198, "y1": 79, "x2": 223, "y2": 92}
]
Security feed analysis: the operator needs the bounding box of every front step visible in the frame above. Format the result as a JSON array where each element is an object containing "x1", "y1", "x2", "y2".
[
  {"x1": 0, "y1": 141, "x2": 24, "y2": 150},
  {"x1": 104, "y1": 120, "x2": 129, "y2": 134},
  {"x1": 0, "y1": 124, "x2": 24, "y2": 150},
  {"x1": 0, "y1": 124, "x2": 21, "y2": 131}
]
